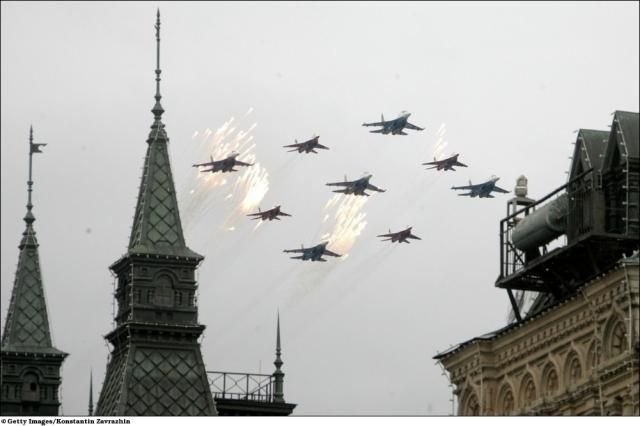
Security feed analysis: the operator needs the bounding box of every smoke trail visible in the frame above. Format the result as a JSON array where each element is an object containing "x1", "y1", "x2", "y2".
[
  {"x1": 177, "y1": 110, "x2": 270, "y2": 243},
  {"x1": 319, "y1": 194, "x2": 369, "y2": 257}
]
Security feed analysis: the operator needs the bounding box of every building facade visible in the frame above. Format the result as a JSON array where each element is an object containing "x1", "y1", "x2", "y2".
[
  {"x1": 437, "y1": 257, "x2": 638, "y2": 415},
  {"x1": 435, "y1": 111, "x2": 639, "y2": 416}
]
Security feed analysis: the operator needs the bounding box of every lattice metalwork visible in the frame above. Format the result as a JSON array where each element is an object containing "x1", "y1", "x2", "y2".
[{"x1": 207, "y1": 371, "x2": 275, "y2": 403}]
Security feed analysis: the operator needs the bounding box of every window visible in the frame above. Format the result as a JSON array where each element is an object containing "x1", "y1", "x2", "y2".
[
  {"x1": 155, "y1": 274, "x2": 174, "y2": 307},
  {"x1": 146, "y1": 289, "x2": 155, "y2": 304},
  {"x1": 464, "y1": 392, "x2": 480, "y2": 416},
  {"x1": 566, "y1": 352, "x2": 582, "y2": 386},
  {"x1": 497, "y1": 384, "x2": 514, "y2": 415},
  {"x1": 542, "y1": 364, "x2": 558, "y2": 396},
  {"x1": 610, "y1": 321, "x2": 628, "y2": 357},
  {"x1": 520, "y1": 374, "x2": 536, "y2": 407},
  {"x1": 40, "y1": 385, "x2": 48, "y2": 400},
  {"x1": 22, "y1": 373, "x2": 40, "y2": 402}
]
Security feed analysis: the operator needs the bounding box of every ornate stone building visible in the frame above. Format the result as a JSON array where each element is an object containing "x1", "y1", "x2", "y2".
[
  {"x1": 435, "y1": 111, "x2": 639, "y2": 416},
  {"x1": 95, "y1": 12, "x2": 295, "y2": 416},
  {"x1": 1, "y1": 128, "x2": 68, "y2": 415}
]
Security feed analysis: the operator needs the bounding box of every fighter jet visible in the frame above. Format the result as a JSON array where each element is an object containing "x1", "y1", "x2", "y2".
[
  {"x1": 283, "y1": 135, "x2": 329, "y2": 154},
  {"x1": 325, "y1": 174, "x2": 386, "y2": 196},
  {"x1": 247, "y1": 205, "x2": 292, "y2": 221},
  {"x1": 451, "y1": 176, "x2": 510, "y2": 198},
  {"x1": 362, "y1": 111, "x2": 424, "y2": 135},
  {"x1": 422, "y1": 153, "x2": 468, "y2": 171},
  {"x1": 192, "y1": 153, "x2": 253, "y2": 173},
  {"x1": 377, "y1": 227, "x2": 422, "y2": 243},
  {"x1": 283, "y1": 241, "x2": 341, "y2": 262}
]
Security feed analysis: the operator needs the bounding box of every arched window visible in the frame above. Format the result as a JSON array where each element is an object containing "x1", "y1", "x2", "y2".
[
  {"x1": 154, "y1": 273, "x2": 175, "y2": 307},
  {"x1": 519, "y1": 374, "x2": 536, "y2": 407},
  {"x1": 497, "y1": 384, "x2": 515, "y2": 415},
  {"x1": 609, "y1": 321, "x2": 628, "y2": 358},
  {"x1": 565, "y1": 351, "x2": 582, "y2": 387},
  {"x1": 460, "y1": 389, "x2": 480, "y2": 416},
  {"x1": 542, "y1": 364, "x2": 558, "y2": 396},
  {"x1": 22, "y1": 373, "x2": 40, "y2": 402},
  {"x1": 465, "y1": 393, "x2": 480, "y2": 416}
]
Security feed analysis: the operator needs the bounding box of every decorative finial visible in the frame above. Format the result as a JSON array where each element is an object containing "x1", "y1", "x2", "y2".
[
  {"x1": 273, "y1": 310, "x2": 285, "y2": 403},
  {"x1": 276, "y1": 310, "x2": 282, "y2": 360},
  {"x1": 151, "y1": 9, "x2": 164, "y2": 122},
  {"x1": 25, "y1": 126, "x2": 46, "y2": 223},
  {"x1": 88, "y1": 369, "x2": 94, "y2": 416}
]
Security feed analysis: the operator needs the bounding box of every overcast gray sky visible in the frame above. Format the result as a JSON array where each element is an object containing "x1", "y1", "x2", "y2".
[{"x1": 1, "y1": 1, "x2": 638, "y2": 416}]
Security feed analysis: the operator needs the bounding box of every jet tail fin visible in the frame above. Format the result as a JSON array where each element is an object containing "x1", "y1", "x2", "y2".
[{"x1": 381, "y1": 113, "x2": 384, "y2": 122}]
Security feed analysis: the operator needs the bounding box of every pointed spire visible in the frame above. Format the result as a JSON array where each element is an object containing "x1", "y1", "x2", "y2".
[
  {"x1": 273, "y1": 311, "x2": 285, "y2": 403},
  {"x1": 125, "y1": 12, "x2": 200, "y2": 259},
  {"x1": 89, "y1": 369, "x2": 94, "y2": 416},
  {"x1": 2, "y1": 127, "x2": 63, "y2": 355}
]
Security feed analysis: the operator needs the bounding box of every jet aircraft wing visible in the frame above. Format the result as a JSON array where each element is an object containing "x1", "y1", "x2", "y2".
[
  {"x1": 451, "y1": 184, "x2": 477, "y2": 191},
  {"x1": 234, "y1": 160, "x2": 253, "y2": 167},
  {"x1": 366, "y1": 183, "x2": 385, "y2": 192},
  {"x1": 192, "y1": 160, "x2": 217, "y2": 167},
  {"x1": 492, "y1": 186, "x2": 510, "y2": 194},
  {"x1": 326, "y1": 181, "x2": 352, "y2": 187},
  {"x1": 283, "y1": 248, "x2": 305, "y2": 254},
  {"x1": 377, "y1": 232, "x2": 398, "y2": 238},
  {"x1": 362, "y1": 121, "x2": 386, "y2": 127},
  {"x1": 323, "y1": 249, "x2": 341, "y2": 257},
  {"x1": 404, "y1": 122, "x2": 424, "y2": 131},
  {"x1": 283, "y1": 142, "x2": 302, "y2": 148}
]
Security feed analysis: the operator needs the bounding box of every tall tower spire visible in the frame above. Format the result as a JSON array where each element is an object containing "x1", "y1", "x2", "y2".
[
  {"x1": 273, "y1": 311, "x2": 285, "y2": 403},
  {"x1": 1, "y1": 127, "x2": 67, "y2": 415},
  {"x1": 88, "y1": 370, "x2": 94, "y2": 416},
  {"x1": 126, "y1": 10, "x2": 196, "y2": 258},
  {"x1": 96, "y1": 12, "x2": 215, "y2": 416}
]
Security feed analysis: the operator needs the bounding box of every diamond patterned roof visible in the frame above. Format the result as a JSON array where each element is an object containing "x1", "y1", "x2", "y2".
[
  {"x1": 2, "y1": 222, "x2": 65, "y2": 355},
  {"x1": 96, "y1": 343, "x2": 216, "y2": 415},
  {"x1": 128, "y1": 123, "x2": 202, "y2": 259}
]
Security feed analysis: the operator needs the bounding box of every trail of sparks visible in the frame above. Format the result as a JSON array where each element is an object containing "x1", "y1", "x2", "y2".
[
  {"x1": 179, "y1": 108, "x2": 269, "y2": 235},
  {"x1": 432, "y1": 122, "x2": 449, "y2": 160},
  {"x1": 319, "y1": 194, "x2": 368, "y2": 259}
]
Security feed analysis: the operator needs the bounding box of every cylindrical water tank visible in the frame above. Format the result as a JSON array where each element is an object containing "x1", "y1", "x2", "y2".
[{"x1": 511, "y1": 194, "x2": 569, "y2": 252}]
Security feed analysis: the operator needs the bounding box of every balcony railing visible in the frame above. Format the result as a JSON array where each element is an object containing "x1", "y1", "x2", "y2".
[{"x1": 207, "y1": 371, "x2": 275, "y2": 403}]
